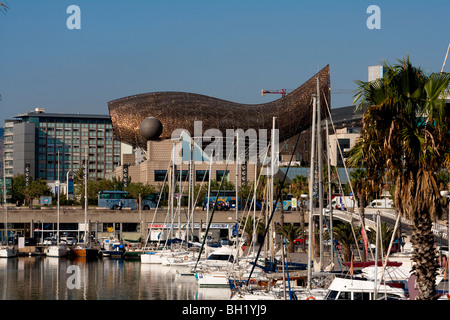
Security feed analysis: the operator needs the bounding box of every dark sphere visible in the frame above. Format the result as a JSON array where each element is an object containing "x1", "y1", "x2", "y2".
[{"x1": 140, "y1": 117, "x2": 163, "y2": 140}]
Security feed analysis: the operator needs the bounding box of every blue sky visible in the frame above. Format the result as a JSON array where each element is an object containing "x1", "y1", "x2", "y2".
[{"x1": 1, "y1": 0, "x2": 449, "y2": 125}]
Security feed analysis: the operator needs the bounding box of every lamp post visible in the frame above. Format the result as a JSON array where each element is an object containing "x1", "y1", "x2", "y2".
[{"x1": 440, "y1": 190, "x2": 450, "y2": 296}]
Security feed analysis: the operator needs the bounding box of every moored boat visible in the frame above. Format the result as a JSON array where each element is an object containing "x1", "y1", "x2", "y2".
[
  {"x1": 324, "y1": 276, "x2": 407, "y2": 300},
  {"x1": 72, "y1": 246, "x2": 99, "y2": 259},
  {"x1": 0, "y1": 246, "x2": 18, "y2": 258},
  {"x1": 45, "y1": 244, "x2": 69, "y2": 257}
]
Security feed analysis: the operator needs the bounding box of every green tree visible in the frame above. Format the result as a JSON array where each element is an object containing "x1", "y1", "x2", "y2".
[
  {"x1": 276, "y1": 223, "x2": 302, "y2": 253},
  {"x1": 368, "y1": 221, "x2": 395, "y2": 258},
  {"x1": 11, "y1": 174, "x2": 26, "y2": 206},
  {"x1": 24, "y1": 179, "x2": 52, "y2": 208},
  {"x1": 333, "y1": 222, "x2": 360, "y2": 263},
  {"x1": 290, "y1": 175, "x2": 308, "y2": 198},
  {"x1": 347, "y1": 56, "x2": 450, "y2": 299},
  {"x1": 0, "y1": 2, "x2": 8, "y2": 13},
  {"x1": 240, "y1": 216, "x2": 265, "y2": 247},
  {"x1": 349, "y1": 168, "x2": 371, "y2": 261}
]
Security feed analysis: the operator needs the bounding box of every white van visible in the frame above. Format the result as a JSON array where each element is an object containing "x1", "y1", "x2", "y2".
[{"x1": 370, "y1": 198, "x2": 394, "y2": 208}]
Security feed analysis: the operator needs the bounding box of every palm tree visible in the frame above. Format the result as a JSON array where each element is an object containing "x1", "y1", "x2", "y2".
[
  {"x1": 347, "y1": 56, "x2": 450, "y2": 300},
  {"x1": 349, "y1": 168, "x2": 371, "y2": 261},
  {"x1": 276, "y1": 223, "x2": 302, "y2": 253},
  {"x1": 290, "y1": 175, "x2": 308, "y2": 198},
  {"x1": 0, "y1": 2, "x2": 8, "y2": 13},
  {"x1": 333, "y1": 222, "x2": 360, "y2": 262},
  {"x1": 240, "y1": 216, "x2": 265, "y2": 247},
  {"x1": 368, "y1": 221, "x2": 395, "y2": 258}
]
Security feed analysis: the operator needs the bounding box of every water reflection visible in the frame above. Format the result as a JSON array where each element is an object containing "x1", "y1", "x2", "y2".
[{"x1": 0, "y1": 257, "x2": 229, "y2": 300}]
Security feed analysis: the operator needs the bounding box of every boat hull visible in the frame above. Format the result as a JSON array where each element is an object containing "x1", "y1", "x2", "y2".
[
  {"x1": 45, "y1": 245, "x2": 69, "y2": 257},
  {"x1": 72, "y1": 248, "x2": 98, "y2": 258},
  {"x1": 0, "y1": 247, "x2": 18, "y2": 258}
]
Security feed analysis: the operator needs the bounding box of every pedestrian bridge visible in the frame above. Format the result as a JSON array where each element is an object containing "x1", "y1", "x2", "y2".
[{"x1": 312, "y1": 207, "x2": 448, "y2": 240}]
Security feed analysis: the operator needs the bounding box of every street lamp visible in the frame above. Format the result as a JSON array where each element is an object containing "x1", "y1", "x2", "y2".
[{"x1": 439, "y1": 190, "x2": 450, "y2": 296}]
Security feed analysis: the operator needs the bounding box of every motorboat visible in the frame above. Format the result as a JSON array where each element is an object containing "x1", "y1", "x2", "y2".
[{"x1": 324, "y1": 276, "x2": 407, "y2": 300}]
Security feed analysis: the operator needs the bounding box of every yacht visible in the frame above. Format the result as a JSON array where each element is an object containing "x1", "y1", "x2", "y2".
[
  {"x1": 0, "y1": 246, "x2": 18, "y2": 258},
  {"x1": 324, "y1": 276, "x2": 407, "y2": 300},
  {"x1": 45, "y1": 244, "x2": 69, "y2": 257}
]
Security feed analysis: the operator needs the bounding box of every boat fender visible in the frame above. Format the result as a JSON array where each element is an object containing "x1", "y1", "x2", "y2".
[
  {"x1": 184, "y1": 255, "x2": 189, "y2": 261},
  {"x1": 306, "y1": 296, "x2": 315, "y2": 300},
  {"x1": 249, "y1": 278, "x2": 257, "y2": 285}
]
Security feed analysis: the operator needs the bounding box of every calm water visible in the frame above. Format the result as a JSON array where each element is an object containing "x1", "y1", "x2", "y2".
[{"x1": 0, "y1": 256, "x2": 230, "y2": 300}]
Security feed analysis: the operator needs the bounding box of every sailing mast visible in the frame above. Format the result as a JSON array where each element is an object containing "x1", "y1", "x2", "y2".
[
  {"x1": 307, "y1": 86, "x2": 317, "y2": 289},
  {"x1": 3, "y1": 157, "x2": 7, "y2": 244},
  {"x1": 317, "y1": 77, "x2": 324, "y2": 272},
  {"x1": 57, "y1": 149, "x2": 60, "y2": 245},
  {"x1": 84, "y1": 151, "x2": 88, "y2": 245},
  {"x1": 326, "y1": 119, "x2": 334, "y2": 268}
]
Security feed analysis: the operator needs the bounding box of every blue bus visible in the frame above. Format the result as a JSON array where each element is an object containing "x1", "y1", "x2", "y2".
[
  {"x1": 98, "y1": 191, "x2": 157, "y2": 210},
  {"x1": 203, "y1": 190, "x2": 240, "y2": 210},
  {"x1": 202, "y1": 190, "x2": 262, "y2": 211},
  {"x1": 275, "y1": 194, "x2": 295, "y2": 211}
]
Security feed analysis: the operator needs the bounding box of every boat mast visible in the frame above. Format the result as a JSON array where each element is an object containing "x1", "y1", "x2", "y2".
[
  {"x1": 270, "y1": 117, "x2": 276, "y2": 268},
  {"x1": 3, "y1": 156, "x2": 7, "y2": 245},
  {"x1": 235, "y1": 131, "x2": 239, "y2": 263},
  {"x1": 57, "y1": 149, "x2": 60, "y2": 245},
  {"x1": 84, "y1": 151, "x2": 88, "y2": 246},
  {"x1": 326, "y1": 119, "x2": 334, "y2": 267},
  {"x1": 317, "y1": 77, "x2": 324, "y2": 272},
  {"x1": 307, "y1": 88, "x2": 317, "y2": 289}
]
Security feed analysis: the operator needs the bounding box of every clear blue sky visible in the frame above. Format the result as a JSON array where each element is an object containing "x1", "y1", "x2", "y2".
[{"x1": 1, "y1": 0, "x2": 449, "y2": 126}]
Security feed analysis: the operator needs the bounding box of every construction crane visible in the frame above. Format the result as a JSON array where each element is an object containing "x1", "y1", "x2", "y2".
[
  {"x1": 261, "y1": 88, "x2": 353, "y2": 97},
  {"x1": 261, "y1": 89, "x2": 287, "y2": 97}
]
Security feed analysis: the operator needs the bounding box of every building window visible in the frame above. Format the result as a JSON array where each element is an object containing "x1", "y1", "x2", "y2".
[
  {"x1": 175, "y1": 170, "x2": 188, "y2": 182},
  {"x1": 196, "y1": 170, "x2": 209, "y2": 182},
  {"x1": 154, "y1": 170, "x2": 167, "y2": 182},
  {"x1": 216, "y1": 170, "x2": 229, "y2": 182}
]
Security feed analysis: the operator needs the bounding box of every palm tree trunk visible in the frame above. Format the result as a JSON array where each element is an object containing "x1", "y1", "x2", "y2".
[{"x1": 411, "y1": 211, "x2": 440, "y2": 300}]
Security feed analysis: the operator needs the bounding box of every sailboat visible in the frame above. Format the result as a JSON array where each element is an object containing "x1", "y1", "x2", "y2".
[
  {"x1": 45, "y1": 151, "x2": 69, "y2": 258},
  {"x1": 72, "y1": 156, "x2": 98, "y2": 259},
  {"x1": 0, "y1": 159, "x2": 17, "y2": 258}
]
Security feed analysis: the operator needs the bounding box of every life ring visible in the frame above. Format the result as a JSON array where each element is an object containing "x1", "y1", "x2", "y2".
[
  {"x1": 184, "y1": 255, "x2": 189, "y2": 261},
  {"x1": 249, "y1": 278, "x2": 257, "y2": 285},
  {"x1": 306, "y1": 296, "x2": 315, "y2": 300},
  {"x1": 128, "y1": 243, "x2": 133, "y2": 249}
]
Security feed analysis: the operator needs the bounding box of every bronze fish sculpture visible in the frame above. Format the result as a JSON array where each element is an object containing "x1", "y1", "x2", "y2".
[{"x1": 108, "y1": 65, "x2": 330, "y2": 149}]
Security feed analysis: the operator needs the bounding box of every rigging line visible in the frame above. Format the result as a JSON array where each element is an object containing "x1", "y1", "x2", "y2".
[
  {"x1": 323, "y1": 92, "x2": 364, "y2": 262},
  {"x1": 240, "y1": 144, "x2": 271, "y2": 262},
  {"x1": 246, "y1": 115, "x2": 309, "y2": 284},
  {"x1": 143, "y1": 160, "x2": 170, "y2": 250},
  {"x1": 193, "y1": 138, "x2": 237, "y2": 272}
]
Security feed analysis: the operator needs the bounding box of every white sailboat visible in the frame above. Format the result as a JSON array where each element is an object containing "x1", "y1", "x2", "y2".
[
  {"x1": 1, "y1": 158, "x2": 17, "y2": 258},
  {"x1": 45, "y1": 244, "x2": 68, "y2": 257},
  {"x1": 0, "y1": 246, "x2": 18, "y2": 258}
]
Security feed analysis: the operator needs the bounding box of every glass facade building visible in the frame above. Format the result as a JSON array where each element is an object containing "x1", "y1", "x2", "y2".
[{"x1": 4, "y1": 108, "x2": 122, "y2": 184}]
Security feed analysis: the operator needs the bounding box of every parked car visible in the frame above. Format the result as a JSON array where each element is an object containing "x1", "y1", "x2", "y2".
[
  {"x1": 293, "y1": 237, "x2": 308, "y2": 245},
  {"x1": 43, "y1": 237, "x2": 57, "y2": 245},
  {"x1": 61, "y1": 236, "x2": 77, "y2": 245}
]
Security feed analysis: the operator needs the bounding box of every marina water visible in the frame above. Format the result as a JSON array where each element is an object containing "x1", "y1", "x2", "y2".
[{"x1": 0, "y1": 256, "x2": 230, "y2": 300}]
